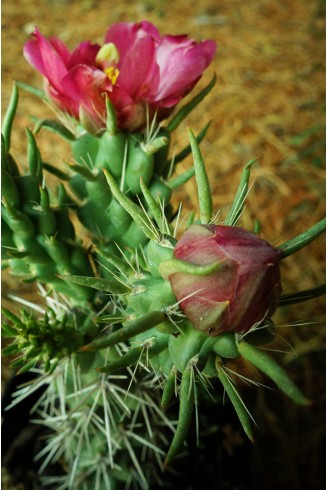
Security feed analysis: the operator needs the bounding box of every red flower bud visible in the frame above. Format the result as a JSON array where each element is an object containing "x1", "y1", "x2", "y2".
[{"x1": 167, "y1": 224, "x2": 282, "y2": 335}]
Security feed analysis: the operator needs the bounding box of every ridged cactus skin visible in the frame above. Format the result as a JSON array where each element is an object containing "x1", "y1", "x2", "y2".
[{"x1": 1, "y1": 91, "x2": 94, "y2": 302}]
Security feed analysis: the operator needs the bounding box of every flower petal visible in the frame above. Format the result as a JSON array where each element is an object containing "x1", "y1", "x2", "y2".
[
  {"x1": 149, "y1": 37, "x2": 217, "y2": 106},
  {"x1": 23, "y1": 28, "x2": 68, "y2": 93},
  {"x1": 104, "y1": 21, "x2": 159, "y2": 61},
  {"x1": 61, "y1": 65, "x2": 111, "y2": 127},
  {"x1": 68, "y1": 41, "x2": 101, "y2": 69},
  {"x1": 117, "y1": 35, "x2": 157, "y2": 99}
]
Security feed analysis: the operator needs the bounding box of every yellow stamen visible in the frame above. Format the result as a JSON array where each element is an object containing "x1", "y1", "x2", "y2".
[{"x1": 104, "y1": 67, "x2": 120, "y2": 85}]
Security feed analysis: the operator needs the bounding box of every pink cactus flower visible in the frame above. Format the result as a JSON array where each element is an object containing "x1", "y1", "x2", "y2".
[
  {"x1": 167, "y1": 224, "x2": 282, "y2": 335},
  {"x1": 23, "y1": 22, "x2": 216, "y2": 132}
]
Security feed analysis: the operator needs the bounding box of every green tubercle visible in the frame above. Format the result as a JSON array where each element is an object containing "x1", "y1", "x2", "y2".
[
  {"x1": 237, "y1": 341, "x2": 310, "y2": 405},
  {"x1": 188, "y1": 127, "x2": 212, "y2": 224}
]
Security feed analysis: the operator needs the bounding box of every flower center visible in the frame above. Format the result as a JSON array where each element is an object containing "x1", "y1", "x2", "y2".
[
  {"x1": 104, "y1": 66, "x2": 120, "y2": 85},
  {"x1": 96, "y1": 42, "x2": 120, "y2": 85}
]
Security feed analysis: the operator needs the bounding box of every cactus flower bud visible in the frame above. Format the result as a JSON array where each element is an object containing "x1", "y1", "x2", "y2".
[{"x1": 165, "y1": 224, "x2": 282, "y2": 335}]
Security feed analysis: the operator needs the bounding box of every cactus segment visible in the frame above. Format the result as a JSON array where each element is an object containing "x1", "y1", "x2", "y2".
[
  {"x1": 104, "y1": 169, "x2": 158, "y2": 241},
  {"x1": 14, "y1": 175, "x2": 41, "y2": 204},
  {"x1": 188, "y1": 127, "x2": 213, "y2": 224},
  {"x1": 82, "y1": 310, "x2": 167, "y2": 351},
  {"x1": 1, "y1": 307, "x2": 92, "y2": 373},
  {"x1": 95, "y1": 131, "x2": 127, "y2": 177},
  {"x1": 164, "y1": 364, "x2": 195, "y2": 466},
  {"x1": 212, "y1": 333, "x2": 240, "y2": 359},
  {"x1": 216, "y1": 360, "x2": 254, "y2": 442},
  {"x1": 168, "y1": 322, "x2": 207, "y2": 373},
  {"x1": 149, "y1": 176, "x2": 172, "y2": 206},
  {"x1": 125, "y1": 136, "x2": 154, "y2": 194},
  {"x1": 2, "y1": 201, "x2": 36, "y2": 238},
  {"x1": 71, "y1": 132, "x2": 100, "y2": 167},
  {"x1": 1, "y1": 171, "x2": 20, "y2": 207},
  {"x1": 146, "y1": 239, "x2": 175, "y2": 278},
  {"x1": 2, "y1": 82, "x2": 18, "y2": 152},
  {"x1": 225, "y1": 159, "x2": 257, "y2": 226},
  {"x1": 237, "y1": 341, "x2": 310, "y2": 405},
  {"x1": 166, "y1": 73, "x2": 217, "y2": 132},
  {"x1": 278, "y1": 217, "x2": 326, "y2": 258}
]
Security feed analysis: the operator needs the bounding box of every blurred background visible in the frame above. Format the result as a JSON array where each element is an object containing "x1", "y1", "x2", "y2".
[{"x1": 2, "y1": 0, "x2": 325, "y2": 489}]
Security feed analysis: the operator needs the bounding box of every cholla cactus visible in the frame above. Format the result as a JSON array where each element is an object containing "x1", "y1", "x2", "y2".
[{"x1": 2, "y1": 20, "x2": 325, "y2": 490}]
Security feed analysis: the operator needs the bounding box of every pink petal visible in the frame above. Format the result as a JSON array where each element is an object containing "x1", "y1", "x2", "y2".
[
  {"x1": 117, "y1": 35, "x2": 157, "y2": 99},
  {"x1": 61, "y1": 65, "x2": 111, "y2": 125},
  {"x1": 68, "y1": 41, "x2": 101, "y2": 69},
  {"x1": 104, "y1": 21, "x2": 159, "y2": 62},
  {"x1": 45, "y1": 82, "x2": 79, "y2": 118},
  {"x1": 148, "y1": 37, "x2": 217, "y2": 105},
  {"x1": 49, "y1": 36, "x2": 71, "y2": 65},
  {"x1": 23, "y1": 28, "x2": 68, "y2": 93}
]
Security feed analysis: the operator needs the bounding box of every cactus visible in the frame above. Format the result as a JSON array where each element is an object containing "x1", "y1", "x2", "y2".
[{"x1": 2, "y1": 21, "x2": 326, "y2": 490}]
